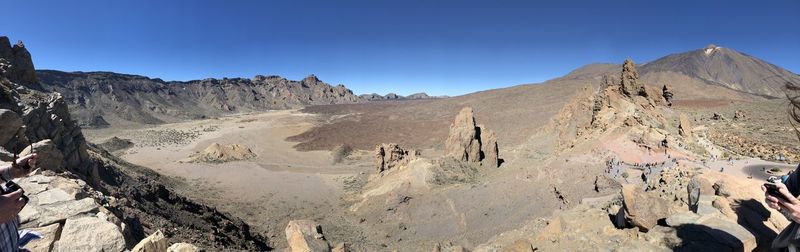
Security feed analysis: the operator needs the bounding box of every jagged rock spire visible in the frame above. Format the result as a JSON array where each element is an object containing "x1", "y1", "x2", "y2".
[{"x1": 620, "y1": 59, "x2": 644, "y2": 97}]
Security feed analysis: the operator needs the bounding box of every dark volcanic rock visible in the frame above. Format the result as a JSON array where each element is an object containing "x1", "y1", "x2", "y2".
[{"x1": 0, "y1": 37, "x2": 37, "y2": 85}]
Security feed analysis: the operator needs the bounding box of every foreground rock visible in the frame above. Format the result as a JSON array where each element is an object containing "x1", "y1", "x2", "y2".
[
  {"x1": 132, "y1": 230, "x2": 168, "y2": 252},
  {"x1": 285, "y1": 220, "x2": 331, "y2": 252},
  {"x1": 54, "y1": 216, "x2": 126, "y2": 252},
  {"x1": 444, "y1": 107, "x2": 501, "y2": 167},
  {"x1": 621, "y1": 184, "x2": 670, "y2": 232},
  {"x1": 184, "y1": 142, "x2": 256, "y2": 163}
]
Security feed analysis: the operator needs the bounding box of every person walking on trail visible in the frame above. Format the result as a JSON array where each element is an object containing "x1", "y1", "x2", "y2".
[{"x1": 0, "y1": 151, "x2": 36, "y2": 252}]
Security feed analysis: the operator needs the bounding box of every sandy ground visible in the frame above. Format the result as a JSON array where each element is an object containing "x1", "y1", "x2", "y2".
[{"x1": 84, "y1": 110, "x2": 372, "y2": 244}]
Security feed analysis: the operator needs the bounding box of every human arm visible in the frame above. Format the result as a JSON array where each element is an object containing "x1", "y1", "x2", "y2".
[{"x1": 0, "y1": 153, "x2": 36, "y2": 181}]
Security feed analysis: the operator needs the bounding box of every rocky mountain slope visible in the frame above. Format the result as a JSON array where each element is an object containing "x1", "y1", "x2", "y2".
[
  {"x1": 640, "y1": 44, "x2": 800, "y2": 98},
  {"x1": 34, "y1": 69, "x2": 363, "y2": 127},
  {"x1": 1, "y1": 36, "x2": 269, "y2": 251}
]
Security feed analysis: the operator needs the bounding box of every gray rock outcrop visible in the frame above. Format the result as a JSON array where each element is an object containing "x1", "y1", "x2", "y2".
[
  {"x1": 0, "y1": 37, "x2": 37, "y2": 84},
  {"x1": 54, "y1": 215, "x2": 126, "y2": 252}
]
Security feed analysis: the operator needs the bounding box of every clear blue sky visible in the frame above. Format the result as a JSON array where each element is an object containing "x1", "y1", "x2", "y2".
[{"x1": 4, "y1": 0, "x2": 799, "y2": 96}]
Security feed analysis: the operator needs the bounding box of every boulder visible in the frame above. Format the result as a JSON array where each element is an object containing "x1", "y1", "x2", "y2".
[
  {"x1": 132, "y1": 230, "x2": 168, "y2": 252},
  {"x1": 0, "y1": 109, "x2": 22, "y2": 146},
  {"x1": 25, "y1": 222, "x2": 60, "y2": 252},
  {"x1": 167, "y1": 243, "x2": 200, "y2": 252},
  {"x1": 35, "y1": 198, "x2": 99, "y2": 227},
  {"x1": 712, "y1": 180, "x2": 731, "y2": 197},
  {"x1": 285, "y1": 220, "x2": 330, "y2": 252},
  {"x1": 479, "y1": 126, "x2": 499, "y2": 168},
  {"x1": 688, "y1": 177, "x2": 701, "y2": 212},
  {"x1": 733, "y1": 110, "x2": 746, "y2": 120},
  {"x1": 678, "y1": 113, "x2": 692, "y2": 140},
  {"x1": 445, "y1": 107, "x2": 482, "y2": 162},
  {"x1": 53, "y1": 216, "x2": 125, "y2": 252},
  {"x1": 20, "y1": 139, "x2": 64, "y2": 171},
  {"x1": 621, "y1": 184, "x2": 670, "y2": 232}
]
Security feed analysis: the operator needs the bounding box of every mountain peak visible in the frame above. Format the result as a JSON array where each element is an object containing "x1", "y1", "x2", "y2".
[
  {"x1": 640, "y1": 45, "x2": 800, "y2": 97},
  {"x1": 703, "y1": 44, "x2": 721, "y2": 55}
]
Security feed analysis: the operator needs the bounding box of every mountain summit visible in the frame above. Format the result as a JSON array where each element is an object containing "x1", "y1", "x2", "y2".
[{"x1": 640, "y1": 44, "x2": 800, "y2": 97}]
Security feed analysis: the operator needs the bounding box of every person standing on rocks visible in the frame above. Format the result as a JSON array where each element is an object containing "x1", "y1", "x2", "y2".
[{"x1": 0, "y1": 152, "x2": 37, "y2": 252}]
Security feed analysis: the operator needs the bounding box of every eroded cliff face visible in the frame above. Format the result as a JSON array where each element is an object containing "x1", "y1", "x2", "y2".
[{"x1": 35, "y1": 70, "x2": 365, "y2": 126}]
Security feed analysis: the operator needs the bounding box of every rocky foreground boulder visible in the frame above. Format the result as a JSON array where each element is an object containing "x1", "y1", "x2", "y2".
[
  {"x1": 444, "y1": 107, "x2": 500, "y2": 167},
  {"x1": 620, "y1": 184, "x2": 671, "y2": 232},
  {"x1": 285, "y1": 220, "x2": 331, "y2": 252}
]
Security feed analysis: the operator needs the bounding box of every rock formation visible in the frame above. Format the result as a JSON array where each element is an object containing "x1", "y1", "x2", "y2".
[
  {"x1": 185, "y1": 143, "x2": 256, "y2": 163},
  {"x1": 733, "y1": 110, "x2": 746, "y2": 120},
  {"x1": 479, "y1": 126, "x2": 499, "y2": 168},
  {"x1": 661, "y1": 85, "x2": 673, "y2": 106},
  {"x1": 620, "y1": 59, "x2": 644, "y2": 97},
  {"x1": 678, "y1": 113, "x2": 692, "y2": 140},
  {"x1": 444, "y1": 107, "x2": 500, "y2": 167},
  {"x1": 0, "y1": 36, "x2": 37, "y2": 84},
  {"x1": 285, "y1": 220, "x2": 331, "y2": 252},
  {"x1": 621, "y1": 184, "x2": 670, "y2": 232},
  {"x1": 374, "y1": 143, "x2": 418, "y2": 173}
]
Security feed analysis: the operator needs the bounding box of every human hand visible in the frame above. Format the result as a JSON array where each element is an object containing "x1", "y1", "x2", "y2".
[
  {"x1": 763, "y1": 184, "x2": 782, "y2": 211},
  {"x1": 12, "y1": 153, "x2": 36, "y2": 179},
  {"x1": 0, "y1": 189, "x2": 25, "y2": 223},
  {"x1": 767, "y1": 182, "x2": 800, "y2": 223}
]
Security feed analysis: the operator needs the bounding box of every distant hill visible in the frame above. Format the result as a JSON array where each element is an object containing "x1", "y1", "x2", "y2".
[
  {"x1": 36, "y1": 70, "x2": 363, "y2": 126},
  {"x1": 358, "y1": 92, "x2": 445, "y2": 101},
  {"x1": 640, "y1": 44, "x2": 800, "y2": 98}
]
